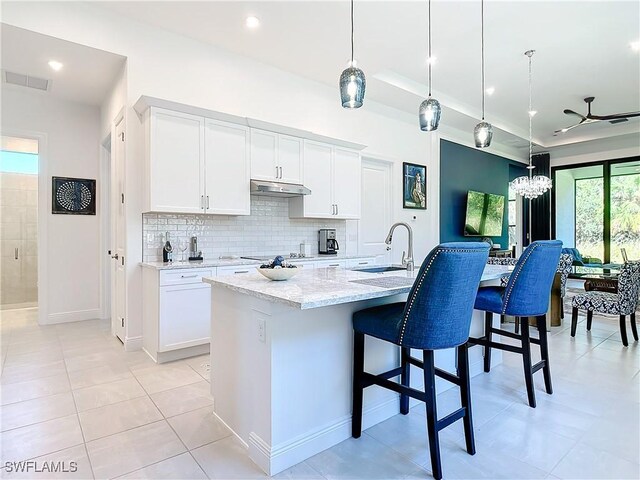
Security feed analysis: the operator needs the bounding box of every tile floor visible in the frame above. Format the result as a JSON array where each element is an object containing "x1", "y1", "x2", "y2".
[{"x1": 0, "y1": 302, "x2": 638, "y2": 480}]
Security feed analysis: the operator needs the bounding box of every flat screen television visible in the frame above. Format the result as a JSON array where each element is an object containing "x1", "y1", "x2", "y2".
[{"x1": 464, "y1": 190, "x2": 505, "y2": 237}]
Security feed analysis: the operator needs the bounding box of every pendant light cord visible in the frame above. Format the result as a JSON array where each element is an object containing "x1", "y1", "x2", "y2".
[
  {"x1": 351, "y1": 0, "x2": 355, "y2": 65},
  {"x1": 428, "y1": 0, "x2": 432, "y2": 96},
  {"x1": 481, "y1": 0, "x2": 485, "y2": 120},
  {"x1": 527, "y1": 50, "x2": 535, "y2": 175}
]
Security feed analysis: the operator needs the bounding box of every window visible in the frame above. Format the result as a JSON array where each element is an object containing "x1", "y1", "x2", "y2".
[
  {"x1": 0, "y1": 150, "x2": 38, "y2": 174},
  {"x1": 508, "y1": 187, "x2": 516, "y2": 247}
]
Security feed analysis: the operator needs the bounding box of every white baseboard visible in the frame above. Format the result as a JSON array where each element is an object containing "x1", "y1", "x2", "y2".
[
  {"x1": 1, "y1": 302, "x2": 37, "y2": 311},
  {"x1": 44, "y1": 308, "x2": 101, "y2": 325},
  {"x1": 124, "y1": 335, "x2": 143, "y2": 352},
  {"x1": 247, "y1": 396, "x2": 401, "y2": 476}
]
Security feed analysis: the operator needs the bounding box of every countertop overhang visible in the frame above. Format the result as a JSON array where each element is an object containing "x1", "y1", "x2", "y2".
[{"x1": 202, "y1": 264, "x2": 512, "y2": 310}]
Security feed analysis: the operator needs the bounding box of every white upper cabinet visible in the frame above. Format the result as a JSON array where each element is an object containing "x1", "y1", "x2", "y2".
[
  {"x1": 204, "y1": 119, "x2": 250, "y2": 215},
  {"x1": 290, "y1": 140, "x2": 361, "y2": 219},
  {"x1": 143, "y1": 107, "x2": 249, "y2": 215},
  {"x1": 249, "y1": 129, "x2": 303, "y2": 184},
  {"x1": 147, "y1": 108, "x2": 204, "y2": 214}
]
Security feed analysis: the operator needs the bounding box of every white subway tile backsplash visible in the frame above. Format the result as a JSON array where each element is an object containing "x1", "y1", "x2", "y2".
[{"x1": 142, "y1": 196, "x2": 346, "y2": 262}]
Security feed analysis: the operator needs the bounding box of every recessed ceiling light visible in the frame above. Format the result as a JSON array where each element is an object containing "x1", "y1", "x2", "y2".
[
  {"x1": 48, "y1": 60, "x2": 63, "y2": 71},
  {"x1": 631, "y1": 40, "x2": 640, "y2": 51},
  {"x1": 426, "y1": 56, "x2": 437, "y2": 65},
  {"x1": 245, "y1": 16, "x2": 260, "y2": 29},
  {"x1": 528, "y1": 110, "x2": 537, "y2": 117},
  {"x1": 485, "y1": 87, "x2": 495, "y2": 96}
]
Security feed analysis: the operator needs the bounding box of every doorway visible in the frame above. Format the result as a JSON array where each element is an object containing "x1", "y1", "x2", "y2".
[
  {"x1": 359, "y1": 158, "x2": 393, "y2": 263},
  {"x1": 0, "y1": 135, "x2": 39, "y2": 311}
]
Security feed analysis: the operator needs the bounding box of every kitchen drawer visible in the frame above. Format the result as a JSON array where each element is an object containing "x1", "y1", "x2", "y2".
[
  {"x1": 346, "y1": 258, "x2": 376, "y2": 269},
  {"x1": 288, "y1": 260, "x2": 315, "y2": 269},
  {"x1": 217, "y1": 264, "x2": 260, "y2": 276},
  {"x1": 159, "y1": 268, "x2": 215, "y2": 286},
  {"x1": 314, "y1": 259, "x2": 347, "y2": 269}
]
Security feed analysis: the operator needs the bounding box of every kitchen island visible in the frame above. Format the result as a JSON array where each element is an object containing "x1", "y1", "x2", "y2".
[{"x1": 202, "y1": 264, "x2": 510, "y2": 475}]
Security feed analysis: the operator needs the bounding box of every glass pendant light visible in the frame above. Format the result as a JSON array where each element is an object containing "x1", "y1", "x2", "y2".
[
  {"x1": 340, "y1": 0, "x2": 366, "y2": 109},
  {"x1": 509, "y1": 50, "x2": 552, "y2": 199},
  {"x1": 419, "y1": 0, "x2": 441, "y2": 131},
  {"x1": 474, "y1": 0, "x2": 493, "y2": 148}
]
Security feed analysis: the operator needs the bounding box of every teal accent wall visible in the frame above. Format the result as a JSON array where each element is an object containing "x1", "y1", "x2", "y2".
[{"x1": 440, "y1": 140, "x2": 526, "y2": 249}]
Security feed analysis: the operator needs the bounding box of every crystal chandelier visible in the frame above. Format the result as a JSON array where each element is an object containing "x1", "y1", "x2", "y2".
[
  {"x1": 419, "y1": 0, "x2": 441, "y2": 131},
  {"x1": 339, "y1": 0, "x2": 366, "y2": 109},
  {"x1": 509, "y1": 50, "x2": 552, "y2": 199},
  {"x1": 474, "y1": 0, "x2": 492, "y2": 148}
]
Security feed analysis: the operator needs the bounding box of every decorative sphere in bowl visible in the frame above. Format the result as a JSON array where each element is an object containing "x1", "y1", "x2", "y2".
[{"x1": 257, "y1": 265, "x2": 299, "y2": 281}]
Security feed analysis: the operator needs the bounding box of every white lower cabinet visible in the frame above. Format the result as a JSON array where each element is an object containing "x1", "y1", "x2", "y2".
[
  {"x1": 142, "y1": 267, "x2": 214, "y2": 363},
  {"x1": 314, "y1": 259, "x2": 347, "y2": 269},
  {"x1": 346, "y1": 258, "x2": 376, "y2": 269}
]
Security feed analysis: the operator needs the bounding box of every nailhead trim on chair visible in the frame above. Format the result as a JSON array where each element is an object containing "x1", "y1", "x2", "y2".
[
  {"x1": 501, "y1": 243, "x2": 540, "y2": 315},
  {"x1": 400, "y1": 248, "x2": 483, "y2": 345}
]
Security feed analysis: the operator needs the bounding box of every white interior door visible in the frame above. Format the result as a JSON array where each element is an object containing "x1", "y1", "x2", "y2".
[
  {"x1": 359, "y1": 159, "x2": 392, "y2": 262},
  {"x1": 112, "y1": 117, "x2": 126, "y2": 342}
]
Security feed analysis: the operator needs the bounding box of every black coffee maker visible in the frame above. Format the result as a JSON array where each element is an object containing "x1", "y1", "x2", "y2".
[{"x1": 319, "y1": 229, "x2": 339, "y2": 255}]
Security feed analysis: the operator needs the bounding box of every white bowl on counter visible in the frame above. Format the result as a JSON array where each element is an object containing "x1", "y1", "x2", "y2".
[{"x1": 256, "y1": 266, "x2": 300, "y2": 281}]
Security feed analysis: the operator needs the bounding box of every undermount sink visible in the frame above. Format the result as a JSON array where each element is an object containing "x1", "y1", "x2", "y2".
[{"x1": 354, "y1": 266, "x2": 407, "y2": 273}]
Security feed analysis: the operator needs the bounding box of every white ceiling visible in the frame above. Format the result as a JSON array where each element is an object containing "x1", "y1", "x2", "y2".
[
  {"x1": 95, "y1": 0, "x2": 640, "y2": 149},
  {"x1": 0, "y1": 24, "x2": 126, "y2": 106}
]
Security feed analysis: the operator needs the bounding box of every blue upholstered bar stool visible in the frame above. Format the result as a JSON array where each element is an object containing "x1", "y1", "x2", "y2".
[
  {"x1": 469, "y1": 240, "x2": 562, "y2": 408},
  {"x1": 351, "y1": 242, "x2": 490, "y2": 480}
]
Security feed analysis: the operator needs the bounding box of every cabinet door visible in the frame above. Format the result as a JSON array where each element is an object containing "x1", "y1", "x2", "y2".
[
  {"x1": 250, "y1": 129, "x2": 277, "y2": 181},
  {"x1": 278, "y1": 134, "x2": 303, "y2": 184},
  {"x1": 159, "y1": 284, "x2": 210, "y2": 352},
  {"x1": 333, "y1": 148, "x2": 361, "y2": 219},
  {"x1": 149, "y1": 109, "x2": 204, "y2": 213},
  {"x1": 204, "y1": 119, "x2": 250, "y2": 215},
  {"x1": 301, "y1": 141, "x2": 333, "y2": 217}
]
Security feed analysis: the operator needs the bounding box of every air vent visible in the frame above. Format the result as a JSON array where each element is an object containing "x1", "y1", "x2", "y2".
[
  {"x1": 609, "y1": 118, "x2": 628, "y2": 124},
  {"x1": 3, "y1": 70, "x2": 50, "y2": 91}
]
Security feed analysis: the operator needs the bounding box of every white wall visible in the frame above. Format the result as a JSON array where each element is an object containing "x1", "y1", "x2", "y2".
[
  {"x1": 1, "y1": 87, "x2": 102, "y2": 323},
  {"x1": 555, "y1": 169, "x2": 575, "y2": 248},
  {"x1": 550, "y1": 133, "x2": 640, "y2": 167}
]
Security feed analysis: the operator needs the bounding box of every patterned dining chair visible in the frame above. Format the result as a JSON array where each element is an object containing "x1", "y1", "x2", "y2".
[{"x1": 571, "y1": 261, "x2": 640, "y2": 346}]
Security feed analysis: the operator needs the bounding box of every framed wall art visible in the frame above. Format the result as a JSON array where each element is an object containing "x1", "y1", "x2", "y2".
[
  {"x1": 403, "y1": 162, "x2": 427, "y2": 210},
  {"x1": 52, "y1": 177, "x2": 96, "y2": 215}
]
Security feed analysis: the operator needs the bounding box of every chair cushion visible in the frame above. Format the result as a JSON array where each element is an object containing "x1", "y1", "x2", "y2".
[
  {"x1": 562, "y1": 248, "x2": 583, "y2": 264},
  {"x1": 353, "y1": 302, "x2": 406, "y2": 344},
  {"x1": 572, "y1": 291, "x2": 621, "y2": 315},
  {"x1": 474, "y1": 286, "x2": 505, "y2": 315}
]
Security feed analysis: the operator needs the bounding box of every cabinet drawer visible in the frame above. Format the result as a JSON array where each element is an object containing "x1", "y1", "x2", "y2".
[
  {"x1": 346, "y1": 258, "x2": 376, "y2": 269},
  {"x1": 217, "y1": 264, "x2": 259, "y2": 276},
  {"x1": 159, "y1": 268, "x2": 215, "y2": 286},
  {"x1": 314, "y1": 260, "x2": 347, "y2": 269}
]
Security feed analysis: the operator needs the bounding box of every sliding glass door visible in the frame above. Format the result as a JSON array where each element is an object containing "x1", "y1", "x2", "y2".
[{"x1": 552, "y1": 157, "x2": 640, "y2": 264}]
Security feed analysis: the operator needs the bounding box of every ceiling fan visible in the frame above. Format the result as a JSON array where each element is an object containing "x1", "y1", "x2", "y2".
[{"x1": 554, "y1": 96, "x2": 640, "y2": 135}]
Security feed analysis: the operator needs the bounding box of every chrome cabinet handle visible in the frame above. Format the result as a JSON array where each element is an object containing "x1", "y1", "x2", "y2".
[
  {"x1": 275, "y1": 166, "x2": 279, "y2": 179},
  {"x1": 328, "y1": 264, "x2": 340, "y2": 267},
  {"x1": 15, "y1": 247, "x2": 18, "y2": 260},
  {"x1": 279, "y1": 166, "x2": 283, "y2": 178},
  {"x1": 206, "y1": 196, "x2": 210, "y2": 209},
  {"x1": 358, "y1": 261, "x2": 368, "y2": 265},
  {"x1": 336, "y1": 204, "x2": 339, "y2": 215},
  {"x1": 234, "y1": 270, "x2": 249, "y2": 274},
  {"x1": 201, "y1": 195, "x2": 204, "y2": 209},
  {"x1": 181, "y1": 274, "x2": 198, "y2": 278}
]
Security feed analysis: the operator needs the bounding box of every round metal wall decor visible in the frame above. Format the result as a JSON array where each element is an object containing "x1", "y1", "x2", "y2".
[{"x1": 52, "y1": 177, "x2": 96, "y2": 215}]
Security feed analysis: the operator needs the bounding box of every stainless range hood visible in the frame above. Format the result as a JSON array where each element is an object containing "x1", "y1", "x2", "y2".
[{"x1": 250, "y1": 180, "x2": 311, "y2": 197}]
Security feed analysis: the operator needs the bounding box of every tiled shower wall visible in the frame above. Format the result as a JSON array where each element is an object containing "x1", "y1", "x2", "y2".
[{"x1": 142, "y1": 196, "x2": 347, "y2": 262}]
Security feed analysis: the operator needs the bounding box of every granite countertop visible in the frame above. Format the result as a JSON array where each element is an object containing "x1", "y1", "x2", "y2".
[
  {"x1": 140, "y1": 254, "x2": 377, "y2": 270},
  {"x1": 202, "y1": 264, "x2": 512, "y2": 310}
]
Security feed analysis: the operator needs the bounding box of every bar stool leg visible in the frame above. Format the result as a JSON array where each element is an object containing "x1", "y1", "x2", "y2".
[
  {"x1": 570, "y1": 308, "x2": 579, "y2": 337},
  {"x1": 630, "y1": 313, "x2": 638, "y2": 342},
  {"x1": 586, "y1": 311, "x2": 593, "y2": 331},
  {"x1": 457, "y1": 344, "x2": 476, "y2": 455},
  {"x1": 400, "y1": 347, "x2": 411, "y2": 415},
  {"x1": 483, "y1": 311, "x2": 493, "y2": 373},
  {"x1": 537, "y1": 315, "x2": 553, "y2": 395},
  {"x1": 520, "y1": 318, "x2": 536, "y2": 408},
  {"x1": 423, "y1": 350, "x2": 442, "y2": 480},
  {"x1": 352, "y1": 332, "x2": 365, "y2": 438},
  {"x1": 619, "y1": 315, "x2": 629, "y2": 347},
  {"x1": 514, "y1": 316, "x2": 520, "y2": 334}
]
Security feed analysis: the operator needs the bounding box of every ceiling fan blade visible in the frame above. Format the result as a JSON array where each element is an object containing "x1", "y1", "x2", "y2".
[
  {"x1": 587, "y1": 111, "x2": 640, "y2": 121},
  {"x1": 553, "y1": 122, "x2": 584, "y2": 135},
  {"x1": 563, "y1": 109, "x2": 587, "y2": 120}
]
